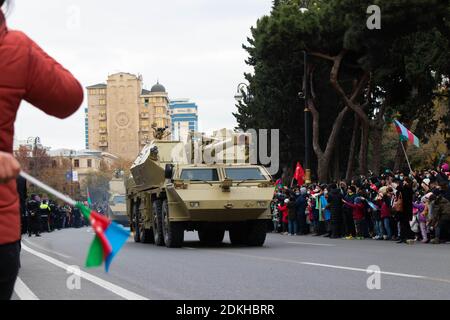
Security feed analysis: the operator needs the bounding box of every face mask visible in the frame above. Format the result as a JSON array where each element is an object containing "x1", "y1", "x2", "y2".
[{"x1": 296, "y1": 193, "x2": 300, "y2": 196}]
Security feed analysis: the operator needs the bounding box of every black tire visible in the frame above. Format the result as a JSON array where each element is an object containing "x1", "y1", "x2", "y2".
[
  {"x1": 229, "y1": 223, "x2": 247, "y2": 246},
  {"x1": 198, "y1": 228, "x2": 225, "y2": 245},
  {"x1": 152, "y1": 200, "x2": 165, "y2": 246},
  {"x1": 162, "y1": 200, "x2": 184, "y2": 248},
  {"x1": 133, "y1": 200, "x2": 141, "y2": 243},
  {"x1": 246, "y1": 220, "x2": 267, "y2": 247}
]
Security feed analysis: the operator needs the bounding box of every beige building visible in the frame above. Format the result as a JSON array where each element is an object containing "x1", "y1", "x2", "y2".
[
  {"x1": 86, "y1": 73, "x2": 171, "y2": 160},
  {"x1": 48, "y1": 149, "x2": 118, "y2": 187}
]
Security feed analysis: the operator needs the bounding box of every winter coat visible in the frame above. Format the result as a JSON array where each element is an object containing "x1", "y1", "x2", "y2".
[
  {"x1": 287, "y1": 201, "x2": 297, "y2": 221},
  {"x1": 0, "y1": 13, "x2": 83, "y2": 245},
  {"x1": 431, "y1": 196, "x2": 450, "y2": 226},
  {"x1": 343, "y1": 200, "x2": 365, "y2": 221},
  {"x1": 295, "y1": 195, "x2": 307, "y2": 218},
  {"x1": 327, "y1": 189, "x2": 343, "y2": 224},
  {"x1": 380, "y1": 196, "x2": 392, "y2": 219},
  {"x1": 278, "y1": 204, "x2": 289, "y2": 224}
]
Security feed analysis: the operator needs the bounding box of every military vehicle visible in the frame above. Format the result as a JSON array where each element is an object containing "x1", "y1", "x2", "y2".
[
  {"x1": 108, "y1": 173, "x2": 129, "y2": 227},
  {"x1": 125, "y1": 127, "x2": 274, "y2": 248}
]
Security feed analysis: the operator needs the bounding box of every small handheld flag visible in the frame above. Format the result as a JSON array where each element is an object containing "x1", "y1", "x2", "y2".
[
  {"x1": 367, "y1": 200, "x2": 380, "y2": 211},
  {"x1": 20, "y1": 171, "x2": 129, "y2": 272},
  {"x1": 394, "y1": 120, "x2": 420, "y2": 148}
]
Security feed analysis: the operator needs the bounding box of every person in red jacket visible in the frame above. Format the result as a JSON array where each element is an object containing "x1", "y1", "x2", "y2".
[
  {"x1": 0, "y1": 0, "x2": 83, "y2": 300},
  {"x1": 342, "y1": 197, "x2": 366, "y2": 240},
  {"x1": 277, "y1": 199, "x2": 289, "y2": 235}
]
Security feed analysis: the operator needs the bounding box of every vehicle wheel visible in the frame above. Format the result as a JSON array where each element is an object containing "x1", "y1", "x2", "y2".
[
  {"x1": 198, "y1": 228, "x2": 225, "y2": 245},
  {"x1": 162, "y1": 200, "x2": 184, "y2": 248},
  {"x1": 133, "y1": 201, "x2": 141, "y2": 243},
  {"x1": 246, "y1": 220, "x2": 267, "y2": 247},
  {"x1": 229, "y1": 223, "x2": 247, "y2": 246},
  {"x1": 152, "y1": 199, "x2": 165, "y2": 246}
]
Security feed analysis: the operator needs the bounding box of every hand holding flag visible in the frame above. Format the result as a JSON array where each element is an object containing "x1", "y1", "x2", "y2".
[{"x1": 20, "y1": 171, "x2": 129, "y2": 272}]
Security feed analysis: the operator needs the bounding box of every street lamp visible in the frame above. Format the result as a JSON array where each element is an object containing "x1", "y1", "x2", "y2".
[
  {"x1": 299, "y1": 50, "x2": 312, "y2": 184},
  {"x1": 69, "y1": 150, "x2": 75, "y2": 198}
]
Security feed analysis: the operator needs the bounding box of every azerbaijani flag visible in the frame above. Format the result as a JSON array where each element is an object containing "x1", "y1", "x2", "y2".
[
  {"x1": 76, "y1": 203, "x2": 129, "y2": 272},
  {"x1": 367, "y1": 200, "x2": 380, "y2": 211},
  {"x1": 394, "y1": 120, "x2": 420, "y2": 148},
  {"x1": 274, "y1": 178, "x2": 283, "y2": 191},
  {"x1": 87, "y1": 187, "x2": 93, "y2": 206}
]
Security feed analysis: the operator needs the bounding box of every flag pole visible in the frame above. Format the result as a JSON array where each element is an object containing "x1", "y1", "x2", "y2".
[
  {"x1": 19, "y1": 171, "x2": 77, "y2": 207},
  {"x1": 399, "y1": 142, "x2": 413, "y2": 174}
]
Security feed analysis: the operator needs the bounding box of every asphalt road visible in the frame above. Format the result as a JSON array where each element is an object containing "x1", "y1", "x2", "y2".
[{"x1": 12, "y1": 227, "x2": 450, "y2": 300}]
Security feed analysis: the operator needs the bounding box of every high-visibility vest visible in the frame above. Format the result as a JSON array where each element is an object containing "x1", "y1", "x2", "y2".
[{"x1": 40, "y1": 204, "x2": 51, "y2": 211}]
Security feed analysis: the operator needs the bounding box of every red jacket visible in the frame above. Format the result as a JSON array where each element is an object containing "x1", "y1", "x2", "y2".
[
  {"x1": 277, "y1": 204, "x2": 289, "y2": 223},
  {"x1": 343, "y1": 200, "x2": 365, "y2": 221},
  {"x1": 0, "y1": 14, "x2": 83, "y2": 245}
]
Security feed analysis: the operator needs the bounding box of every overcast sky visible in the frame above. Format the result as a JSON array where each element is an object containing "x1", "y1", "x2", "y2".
[{"x1": 8, "y1": 0, "x2": 272, "y2": 150}]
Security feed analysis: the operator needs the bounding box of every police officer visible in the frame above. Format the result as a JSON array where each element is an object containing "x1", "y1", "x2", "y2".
[
  {"x1": 27, "y1": 195, "x2": 41, "y2": 237},
  {"x1": 48, "y1": 200, "x2": 58, "y2": 231},
  {"x1": 39, "y1": 200, "x2": 51, "y2": 233}
]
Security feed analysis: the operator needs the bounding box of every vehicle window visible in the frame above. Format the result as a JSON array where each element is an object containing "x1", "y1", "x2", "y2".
[
  {"x1": 225, "y1": 168, "x2": 266, "y2": 181},
  {"x1": 113, "y1": 196, "x2": 126, "y2": 204},
  {"x1": 180, "y1": 169, "x2": 219, "y2": 182}
]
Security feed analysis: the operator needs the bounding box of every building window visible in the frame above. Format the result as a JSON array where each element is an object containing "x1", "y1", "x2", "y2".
[
  {"x1": 99, "y1": 99, "x2": 106, "y2": 106},
  {"x1": 87, "y1": 159, "x2": 92, "y2": 168},
  {"x1": 74, "y1": 159, "x2": 80, "y2": 168},
  {"x1": 90, "y1": 89, "x2": 98, "y2": 95},
  {"x1": 156, "y1": 107, "x2": 165, "y2": 114},
  {"x1": 144, "y1": 98, "x2": 149, "y2": 107}
]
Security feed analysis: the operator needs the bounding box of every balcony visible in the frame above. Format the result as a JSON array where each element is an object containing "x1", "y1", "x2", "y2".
[
  {"x1": 99, "y1": 113, "x2": 107, "y2": 121},
  {"x1": 99, "y1": 128, "x2": 107, "y2": 134},
  {"x1": 140, "y1": 113, "x2": 149, "y2": 119},
  {"x1": 99, "y1": 141, "x2": 108, "y2": 147},
  {"x1": 140, "y1": 126, "x2": 150, "y2": 132}
]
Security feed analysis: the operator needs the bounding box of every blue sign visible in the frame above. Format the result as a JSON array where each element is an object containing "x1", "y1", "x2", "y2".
[{"x1": 66, "y1": 171, "x2": 73, "y2": 182}]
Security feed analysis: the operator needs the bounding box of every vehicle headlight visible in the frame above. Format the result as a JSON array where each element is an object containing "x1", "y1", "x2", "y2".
[{"x1": 190, "y1": 202, "x2": 200, "y2": 208}]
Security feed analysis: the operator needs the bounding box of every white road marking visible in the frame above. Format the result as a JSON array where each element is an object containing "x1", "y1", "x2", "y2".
[
  {"x1": 184, "y1": 247, "x2": 197, "y2": 250},
  {"x1": 14, "y1": 277, "x2": 39, "y2": 300},
  {"x1": 23, "y1": 239, "x2": 73, "y2": 259},
  {"x1": 21, "y1": 244, "x2": 149, "y2": 300},
  {"x1": 287, "y1": 242, "x2": 337, "y2": 247},
  {"x1": 206, "y1": 250, "x2": 450, "y2": 285},
  {"x1": 300, "y1": 262, "x2": 425, "y2": 279}
]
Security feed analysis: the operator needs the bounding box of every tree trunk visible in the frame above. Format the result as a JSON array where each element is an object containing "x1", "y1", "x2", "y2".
[
  {"x1": 393, "y1": 142, "x2": 403, "y2": 172},
  {"x1": 370, "y1": 125, "x2": 383, "y2": 175},
  {"x1": 317, "y1": 157, "x2": 331, "y2": 183},
  {"x1": 346, "y1": 115, "x2": 359, "y2": 181},
  {"x1": 332, "y1": 147, "x2": 340, "y2": 181},
  {"x1": 359, "y1": 122, "x2": 369, "y2": 176}
]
